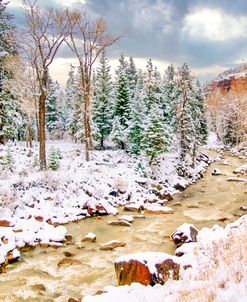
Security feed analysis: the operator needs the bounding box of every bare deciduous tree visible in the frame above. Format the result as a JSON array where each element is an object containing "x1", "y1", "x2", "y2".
[
  {"x1": 64, "y1": 10, "x2": 121, "y2": 161},
  {"x1": 21, "y1": 0, "x2": 71, "y2": 169}
]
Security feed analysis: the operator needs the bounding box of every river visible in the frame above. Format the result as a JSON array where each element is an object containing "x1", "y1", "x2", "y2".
[{"x1": 0, "y1": 150, "x2": 246, "y2": 302}]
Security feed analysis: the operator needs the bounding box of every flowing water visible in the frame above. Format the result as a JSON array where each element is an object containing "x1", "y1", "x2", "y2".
[{"x1": 0, "y1": 150, "x2": 246, "y2": 302}]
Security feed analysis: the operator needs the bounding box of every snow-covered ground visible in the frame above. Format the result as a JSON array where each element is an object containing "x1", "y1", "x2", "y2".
[
  {"x1": 83, "y1": 214, "x2": 247, "y2": 302},
  {"x1": 0, "y1": 140, "x2": 210, "y2": 268}
]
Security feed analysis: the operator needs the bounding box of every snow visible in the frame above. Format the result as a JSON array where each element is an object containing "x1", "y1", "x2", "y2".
[
  {"x1": 83, "y1": 214, "x2": 247, "y2": 302},
  {"x1": 0, "y1": 140, "x2": 209, "y2": 270}
]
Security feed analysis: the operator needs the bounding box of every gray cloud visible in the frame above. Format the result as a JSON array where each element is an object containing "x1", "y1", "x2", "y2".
[{"x1": 8, "y1": 0, "x2": 247, "y2": 81}]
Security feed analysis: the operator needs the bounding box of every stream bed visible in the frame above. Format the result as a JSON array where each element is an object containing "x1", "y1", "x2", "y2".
[{"x1": 0, "y1": 150, "x2": 246, "y2": 302}]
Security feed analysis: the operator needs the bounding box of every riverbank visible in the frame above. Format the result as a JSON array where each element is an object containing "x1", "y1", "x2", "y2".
[{"x1": 0, "y1": 140, "x2": 210, "y2": 272}]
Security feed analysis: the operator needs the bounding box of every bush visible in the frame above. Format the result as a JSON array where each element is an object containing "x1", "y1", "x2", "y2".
[{"x1": 48, "y1": 147, "x2": 60, "y2": 171}]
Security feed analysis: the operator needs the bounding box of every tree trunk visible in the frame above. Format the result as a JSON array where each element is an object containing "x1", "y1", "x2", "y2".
[
  {"x1": 39, "y1": 91, "x2": 46, "y2": 170},
  {"x1": 25, "y1": 122, "x2": 33, "y2": 148},
  {"x1": 100, "y1": 136, "x2": 104, "y2": 150}
]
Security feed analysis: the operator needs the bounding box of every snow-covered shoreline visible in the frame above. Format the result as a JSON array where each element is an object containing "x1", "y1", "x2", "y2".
[
  {"x1": 83, "y1": 214, "x2": 247, "y2": 302},
  {"x1": 0, "y1": 140, "x2": 210, "y2": 269}
]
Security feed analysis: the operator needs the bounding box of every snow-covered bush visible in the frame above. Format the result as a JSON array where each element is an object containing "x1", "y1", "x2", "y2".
[{"x1": 48, "y1": 147, "x2": 60, "y2": 171}]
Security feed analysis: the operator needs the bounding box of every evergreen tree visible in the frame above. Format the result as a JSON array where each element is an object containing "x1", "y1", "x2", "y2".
[
  {"x1": 142, "y1": 105, "x2": 171, "y2": 165},
  {"x1": 127, "y1": 72, "x2": 146, "y2": 155},
  {"x1": 176, "y1": 64, "x2": 206, "y2": 175},
  {"x1": 64, "y1": 66, "x2": 83, "y2": 142},
  {"x1": 111, "y1": 60, "x2": 130, "y2": 149},
  {"x1": 92, "y1": 50, "x2": 112, "y2": 149},
  {"x1": 46, "y1": 79, "x2": 61, "y2": 136},
  {"x1": 0, "y1": 0, "x2": 17, "y2": 144},
  {"x1": 162, "y1": 64, "x2": 178, "y2": 129},
  {"x1": 126, "y1": 57, "x2": 137, "y2": 100},
  {"x1": 193, "y1": 80, "x2": 208, "y2": 145}
]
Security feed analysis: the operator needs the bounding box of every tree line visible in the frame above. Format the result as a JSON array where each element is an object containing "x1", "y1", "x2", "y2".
[{"x1": 0, "y1": 0, "x2": 208, "y2": 177}]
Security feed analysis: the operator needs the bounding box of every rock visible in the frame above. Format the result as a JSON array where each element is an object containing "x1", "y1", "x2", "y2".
[
  {"x1": 158, "y1": 191, "x2": 173, "y2": 201},
  {"x1": 108, "y1": 220, "x2": 131, "y2": 227},
  {"x1": 173, "y1": 202, "x2": 182, "y2": 207},
  {"x1": 144, "y1": 205, "x2": 174, "y2": 215},
  {"x1": 124, "y1": 204, "x2": 143, "y2": 212},
  {"x1": 212, "y1": 168, "x2": 222, "y2": 176},
  {"x1": 7, "y1": 249, "x2": 20, "y2": 263},
  {"x1": 31, "y1": 284, "x2": 46, "y2": 291},
  {"x1": 57, "y1": 258, "x2": 81, "y2": 268},
  {"x1": 171, "y1": 223, "x2": 198, "y2": 247},
  {"x1": 63, "y1": 251, "x2": 75, "y2": 257},
  {"x1": 68, "y1": 298, "x2": 81, "y2": 302},
  {"x1": 174, "y1": 182, "x2": 187, "y2": 191},
  {"x1": 233, "y1": 164, "x2": 247, "y2": 175},
  {"x1": 227, "y1": 177, "x2": 247, "y2": 182},
  {"x1": 132, "y1": 214, "x2": 145, "y2": 219},
  {"x1": 240, "y1": 206, "x2": 247, "y2": 211},
  {"x1": 81, "y1": 232, "x2": 96, "y2": 242},
  {"x1": 65, "y1": 234, "x2": 73, "y2": 242},
  {"x1": 0, "y1": 219, "x2": 13, "y2": 227},
  {"x1": 34, "y1": 216, "x2": 44, "y2": 222},
  {"x1": 99, "y1": 240, "x2": 126, "y2": 251},
  {"x1": 118, "y1": 215, "x2": 134, "y2": 223},
  {"x1": 175, "y1": 242, "x2": 198, "y2": 257},
  {"x1": 114, "y1": 252, "x2": 180, "y2": 286},
  {"x1": 109, "y1": 190, "x2": 118, "y2": 197}
]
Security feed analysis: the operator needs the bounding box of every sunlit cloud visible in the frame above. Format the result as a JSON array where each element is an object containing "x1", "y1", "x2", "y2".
[{"x1": 182, "y1": 8, "x2": 247, "y2": 42}]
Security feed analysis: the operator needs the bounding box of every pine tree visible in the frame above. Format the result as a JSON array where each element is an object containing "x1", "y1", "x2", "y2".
[
  {"x1": 64, "y1": 66, "x2": 83, "y2": 142},
  {"x1": 48, "y1": 147, "x2": 60, "y2": 171},
  {"x1": 46, "y1": 79, "x2": 61, "y2": 136},
  {"x1": 0, "y1": 0, "x2": 16, "y2": 144},
  {"x1": 142, "y1": 105, "x2": 171, "y2": 165},
  {"x1": 92, "y1": 50, "x2": 112, "y2": 149},
  {"x1": 127, "y1": 76, "x2": 146, "y2": 155},
  {"x1": 126, "y1": 57, "x2": 137, "y2": 100},
  {"x1": 163, "y1": 64, "x2": 178, "y2": 129},
  {"x1": 193, "y1": 80, "x2": 208, "y2": 145},
  {"x1": 111, "y1": 61, "x2": 130, "y2": 149},
  {"x1": 176, "y1": 64, "x2": 206, "y2": 175}
]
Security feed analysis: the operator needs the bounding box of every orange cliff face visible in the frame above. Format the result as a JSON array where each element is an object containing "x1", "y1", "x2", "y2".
[{"x1": 206, "y1": 64, "x2": 247, "y2": 142}]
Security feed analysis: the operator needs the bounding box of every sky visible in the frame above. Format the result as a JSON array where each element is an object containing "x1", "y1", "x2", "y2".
[{"x1": 8, "y1": 0, "x2": 247, "y2": 86}]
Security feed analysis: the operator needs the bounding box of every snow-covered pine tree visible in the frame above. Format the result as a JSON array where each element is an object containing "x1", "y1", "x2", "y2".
[
  {"x1": 92, "y1": 50, "x2": 112, "y2": 149},
  {"x1": 142, "y1": 105, "x2": 171, "y2": 165},
  {"x1": 46, "y1": 79, "x2": 61, "y2": 137},
  {"x1": 193, "y1": 80, "x2": 208, "y2": 145},
  {"x1": 139, "y1": 60, "x2": 171, "y2": 163},
  {"x1": 64, "y1": 66, "x2": 83, "y2": 142},
  {"x1": 111, "y1": 58, "x2": 130, "y2": 150},
  {"x1": 176, "y1": 63, "x2": 202, "y2": 175},
  {"x1": 162, "y1": 64, "x2": 178, "y2": 130},
  {"x1": 0, "y1": 0, "x2": 17, "y2": 144},
  {"x1": 126, "y1": 57, "x2": 137, "y2": 100},
  {"x1": 127, "y1": 70, "x2": 146, "y2": 155}
]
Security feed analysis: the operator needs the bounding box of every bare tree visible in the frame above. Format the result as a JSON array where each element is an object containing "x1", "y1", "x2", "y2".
[
  {"x1": 21, "y1": 0, "x2": 71, "y2": 169},
  {"x1": 65, "y1": 10, "x2": 120, "y2": 161}
]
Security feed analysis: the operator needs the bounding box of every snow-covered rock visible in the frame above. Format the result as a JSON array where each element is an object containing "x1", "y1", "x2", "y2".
[
  {"x1": 171, "y1": 223, "x2": 198, "y2": 247},
  {"x1": 99, "y1": 240, "x2": 126, "y2": 251},
  {"x1": 144, "y1": 205, "x2": 174, "y2": 215},
  {"x1": 81, "y1": 232, "x2": 96, "y2": 242},
  {"x1": 114, "y1": 252, "x2": 180, "y2": 286}
]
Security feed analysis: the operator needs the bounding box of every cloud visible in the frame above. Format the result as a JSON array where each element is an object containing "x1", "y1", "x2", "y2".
[{"x1": 182, "y1": 8, "x2": 247, "y2": 42}]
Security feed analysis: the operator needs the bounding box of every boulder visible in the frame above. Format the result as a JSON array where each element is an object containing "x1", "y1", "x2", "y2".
[
  {"x1": 171, "y1": 223, "x2": 198, "y2": 247},
  {"x1": 57, "y1": 258, "x2": 81, "y2": 268},
  {"x1": 108, "y1": 220, "x2": 131, "y2": 227},
  {"x1": 174, "y1": 182, "x2": 187, "y2": 191},
  {"x1": 99, "y1": 240, "x2": 126, "y2": 251},
  {"x1": 212, "y1": 168, "x2": 222, "y2": 176},
  {"x1": 81, "y1": 232, "x2": 96, "y2": 242},
  {"x1": 124, "y1": 204, "x2": 143, "y2": 212},
  {"x1": 118, "y1": 215, "x2": 134, "y2": 223},
  {"x1": 0, "y1": 219, "x2": 13, "y2": 227},
  {"x1": 7, "y1": 249, "x2": 20, "y2": 263},
  {"x1": 240, "y1": 206, "x2": 247, "y2": 211},
  {"x1": 158, "y1": 190, "x2": 173, "y2": 201},
  {"x1": 114, "y1": 252, "x2": 180, "y2": 286},
  {"x1": 144, "y1": 205, "x2": 174, "y2": 215},
  {"x1": 132, "y1": 214, "x2": 145, "y2": 219},
  {"x1": 233, "y1": 164, "x2": 247, "y2": 175},
  {"x1": 175, "y1": 242, "x2": 198, "y2": 257}
]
